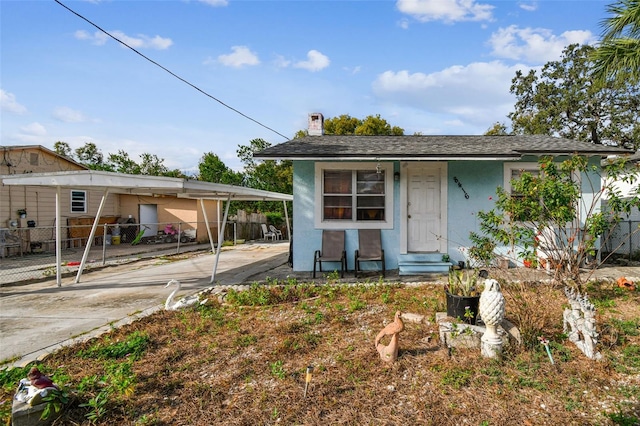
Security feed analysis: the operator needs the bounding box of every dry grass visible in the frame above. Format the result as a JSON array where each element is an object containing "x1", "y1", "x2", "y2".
[{"x1": 1, "y1": 278, "x2": 639, "y2": 425}]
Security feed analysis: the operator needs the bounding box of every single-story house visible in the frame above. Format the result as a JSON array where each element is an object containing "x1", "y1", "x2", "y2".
[
  {"x1": 0, "y1": 145, "x2": 223, "y2": 251},
  {"x1": 255, "y1": 113, "x2": 633, "y2": 275}
]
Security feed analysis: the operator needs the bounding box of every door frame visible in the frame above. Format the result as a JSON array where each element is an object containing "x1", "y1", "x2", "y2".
[{"x1": 399, "y1": 161, "x2": 448, "y2": 254}]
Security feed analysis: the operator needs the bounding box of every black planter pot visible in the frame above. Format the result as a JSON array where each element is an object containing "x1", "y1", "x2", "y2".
[{"x1": 445, "y1": 292, "x2": 480, "y2": 325}]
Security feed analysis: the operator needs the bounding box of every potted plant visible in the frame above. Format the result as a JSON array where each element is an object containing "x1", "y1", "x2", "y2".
[
  {"x1": 445, "y1": 268, "x2": 482, "y2": 324},
  {"x1": 17, "y1": 208, "x2": 27, "y2": 218}
]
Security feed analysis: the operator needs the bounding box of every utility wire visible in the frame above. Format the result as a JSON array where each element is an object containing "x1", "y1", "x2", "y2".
[{"x1": 54, "y1": 0, "x2": 290, "y2": 141}]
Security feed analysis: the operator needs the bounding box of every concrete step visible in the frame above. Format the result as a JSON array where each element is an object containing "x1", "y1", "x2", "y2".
[{"x1": 397, "y1": 253, "x2": 451, "y2": 275}]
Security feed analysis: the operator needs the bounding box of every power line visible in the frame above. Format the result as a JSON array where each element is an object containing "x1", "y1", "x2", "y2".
[{"x1": 54, "y1": 0, "x2": 290, "y2": 141}]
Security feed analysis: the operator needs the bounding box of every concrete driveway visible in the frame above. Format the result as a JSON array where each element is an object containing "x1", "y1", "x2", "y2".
[{"x1": 0, "y1": 242, "x2": 290, "y2": 368}]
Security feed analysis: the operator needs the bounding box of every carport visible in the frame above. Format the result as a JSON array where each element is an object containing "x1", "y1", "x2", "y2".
[{"x1": 0, "y1": 170, "x2": 293, "y2": 286}]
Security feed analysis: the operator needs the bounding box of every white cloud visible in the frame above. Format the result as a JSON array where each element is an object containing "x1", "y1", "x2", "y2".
[
  {"x1": 372, "y1": 61, "x2": 534, "y2": 127},
  {"x1": 293, "y1": 50, "x2": 330, "y2": 72},
  {"x1": 0, "y1": 89, "x2": 27, "y2": 114},
  {"x1": 21, "y1": 122, "x2": 47, "y2": 136},
  {"x1": 13, "y1": 122, "x2": 48, "y2": 143},
  {"x1": 197, "y1": 0, "x2": 228, "y2": 6},
  {"x1": 519, "y1": 1, "x2": 538, "y2": 12},
  {"x1": 488, "y1": 25, "x2": 596, "y2": 63},
  {"x1": 218, "y1": 46, "x2": 260, "y2": 68},
  {"x1": 52, "y1": 106, "x2": 87, "y2": 123},
  {"x1": 343, "y1": 65, "x2": 362, "y2": 75},
  {"x1": 396, "y1": 0, "x2": 494, "y2": 23},
  {"x1": 75, "y1": 29, "x2": 172, "y2": 50},
  {"x1": 273, "y1": 54, "x2": 291, "y2": 68}
]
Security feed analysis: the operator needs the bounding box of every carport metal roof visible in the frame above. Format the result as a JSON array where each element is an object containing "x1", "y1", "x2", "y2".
[{"x1": 1, "y1": 171, "x2": 293, "y2": 287}]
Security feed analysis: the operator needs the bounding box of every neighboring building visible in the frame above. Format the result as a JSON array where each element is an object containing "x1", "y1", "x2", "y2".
[
  {"x1": 601, "y1": 151, "x2": 640, "y2": 258},
  {"x1": 1, "y1": 145, "x2": 98, "y2": 228},
  {"x1": 604, "y1": 151, "x2": 640, "y2": 220},
  {"x1": 0, "y1": 145, "x2": 221, "y2": 253},
  {"x1": 255, "y1": 113, "x2": 632, "y2": 274}
]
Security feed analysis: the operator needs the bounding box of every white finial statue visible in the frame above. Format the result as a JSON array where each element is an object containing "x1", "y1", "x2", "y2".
[{"x1": 479, "y1": 278, "x2": 506, "y2": 358}]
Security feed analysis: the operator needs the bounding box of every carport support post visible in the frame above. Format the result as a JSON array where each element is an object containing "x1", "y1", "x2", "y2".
[
  {"x1": 200, "y1": 199, "x2": 216, "y2": 254},
  {"x1": 210, "y1": 194, "x2": 231, "y2": 283},
  {"x1": 55, "y1": 186, "x2": 62, "y2": 287},
  {"x1": 283, "y1": 200, "x2": 291, "y2": 240},
  {"x1": 75, "y1": 188, "x2": 109, "y2": 283}
]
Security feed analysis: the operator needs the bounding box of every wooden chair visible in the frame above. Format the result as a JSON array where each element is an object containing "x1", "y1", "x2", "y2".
[
  {"x1": 261, "y1": 224, "x2": 276, "y2": 241},
  {"x1": 355, "y1": 229, "x2": 385, "y2": 278},
  {"x1": 313, "y1": 230, "x2": 346, "y2": 278},
  {"x1": 269, "y1": 225, "x2": 283, "y2": 240}
]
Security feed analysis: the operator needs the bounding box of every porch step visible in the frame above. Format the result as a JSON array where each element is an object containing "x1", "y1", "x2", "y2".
[{"x1": 397, "y1": 253, "x2": 451, "y2": 275}]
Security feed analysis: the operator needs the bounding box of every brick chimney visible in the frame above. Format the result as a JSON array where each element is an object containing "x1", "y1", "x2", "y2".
[{"x1": 308, "y1": 113, "x2": 324, "y2": 136}]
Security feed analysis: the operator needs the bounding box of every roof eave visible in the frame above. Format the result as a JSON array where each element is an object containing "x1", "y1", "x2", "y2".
[{"x1": 254, "y1": 155, "x2": 524, "y2": 161}]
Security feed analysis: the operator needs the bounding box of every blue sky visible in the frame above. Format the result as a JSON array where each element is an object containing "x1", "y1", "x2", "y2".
[{"x1": 1, "y1": 0, "x2": 607, "y2": 173}]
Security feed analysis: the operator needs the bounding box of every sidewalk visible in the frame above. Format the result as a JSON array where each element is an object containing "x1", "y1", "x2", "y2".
[{"x1": 0, "y1": 241, "x2": 290, "y2": 368}]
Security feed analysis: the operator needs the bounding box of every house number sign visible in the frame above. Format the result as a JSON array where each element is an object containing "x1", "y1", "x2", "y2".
[{"x1": 453, "y1": 176, "x2": 470, "y2": 199}]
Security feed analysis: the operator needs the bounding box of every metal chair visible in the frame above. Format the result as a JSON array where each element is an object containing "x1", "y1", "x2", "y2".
[
  {"x1": 355, "y1": 229, "x2": 385, "y2": 278},
  {"x1": 313, "y1": 230, "x2": 346, "y2": 278}
]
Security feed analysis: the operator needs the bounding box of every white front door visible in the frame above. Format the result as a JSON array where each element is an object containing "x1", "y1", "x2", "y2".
[{"x1": 407, "y1": 164, "x2": 442, "y2": 252}]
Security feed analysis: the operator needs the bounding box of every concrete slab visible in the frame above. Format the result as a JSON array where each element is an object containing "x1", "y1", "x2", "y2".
[{"x1": 0, "y1": 242, "x2": 289, "y2": 368}]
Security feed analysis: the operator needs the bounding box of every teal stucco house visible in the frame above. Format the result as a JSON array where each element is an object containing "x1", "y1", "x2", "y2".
[{"x1": 256, "y1": 113, "x2": 630, "y2": 275}]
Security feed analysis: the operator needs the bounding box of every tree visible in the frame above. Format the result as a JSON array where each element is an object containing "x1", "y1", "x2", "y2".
[
  {"x1": 108, "y1": 150, "x2": 140, "y2": 174},
  {"x1": 53, "y1": 141, "x2": 72, "y2": 158},
  {"x1": 484, "y1": 122, "x2": 511, "y2": 136},
  {"x1": 198, "y1": 152, "x2": 242, "y2": 185},
  {"x1": 356, "y1": 114, "x2": 404, "y2": 135},
  {"x1": 236, "y1": 138, "x2": 293, "y2": 214},
  {"x1": 322, "y1": 114, "x2": 404, "y2": 136},
  {"x1": 323, "y1": 114, "x2": 361, "y2": 135},
  {"x1": 591, "y1": 0, "x2": 640, "y2": 83},
  {"x1": 469, "y1": 156, "x2": 640, "y2": 289},
  {"x1": 74, "y1": 142, "x2": 112, "y2": 171},
  {"x1": 138, "y1": 153, "x2": 168, "y2": 176},
  {"x1": 508, "y1": 44, "x2": 640, "y2": 150}
]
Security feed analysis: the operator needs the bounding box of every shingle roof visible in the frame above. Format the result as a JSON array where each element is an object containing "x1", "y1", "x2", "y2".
[{"x1": 255, "y1": 135, "x2": 633, "y2": 160}]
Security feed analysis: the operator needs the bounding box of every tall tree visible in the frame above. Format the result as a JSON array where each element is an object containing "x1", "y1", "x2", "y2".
[
  {"x1": 198, "y1": 152, "x2": 242, "y2": 185},
  {"x1": 74, "y1": 142, "x2": 113, "y2": 171},
  {"x1": 355, "y1": 114, "x2": 404, "y2": 135},
  {"x1": 236, "y1": 138, "x2": 292, "y2": 214},
  {"x1": 323, "y1": 114, "x2": 361, "y2": 135},
  {"x1": 138, "y1": 153, "x2": 168, "y2": 176},
  {"x1": 591, "y1": 0, "x2": 640, "y2": 83},
  {"x1": 322, "y1": 114, "x2": 405, "y2": 136},
  {"x1": 108, "y1": 150, "x2": 140, "y2": 174},
  {"x1": 484, "y1": 122, "x2": 511, "y2": 136},
  {"x1": 509, "y1": 44, "x2": 640, "y2": 149},
  {"x1": 53, "y1": 141, "x2": 72, "y2": 158}
]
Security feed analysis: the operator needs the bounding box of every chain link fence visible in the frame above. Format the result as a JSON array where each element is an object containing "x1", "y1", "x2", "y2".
[
  {"x1": 602, "y1": 220, "x2": 640, "y2": 262},
  {"x1": 1, "y1": 220, "x2": 288, "y2": 285}
]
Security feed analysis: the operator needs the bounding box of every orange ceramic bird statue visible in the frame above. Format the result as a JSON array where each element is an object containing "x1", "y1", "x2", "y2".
[{"x1": 375, "y1": 311, "x2": 404, "y2": 362}]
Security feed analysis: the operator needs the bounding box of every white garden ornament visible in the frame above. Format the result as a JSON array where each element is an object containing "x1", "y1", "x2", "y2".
[{"x1": 479, "y1": 278, "x2": 506, "y2": 358}]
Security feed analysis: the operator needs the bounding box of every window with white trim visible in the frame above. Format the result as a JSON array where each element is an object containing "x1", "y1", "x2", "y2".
[
  {"x1": 503, "y1": 162, "x2": 540, "y2": 195},
  {"x1": 315, "y1": 162, "x2": 393, "y2": 229},
  {"x1": 70, "y1": 190, "x2": 87, "y2": 214}
]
